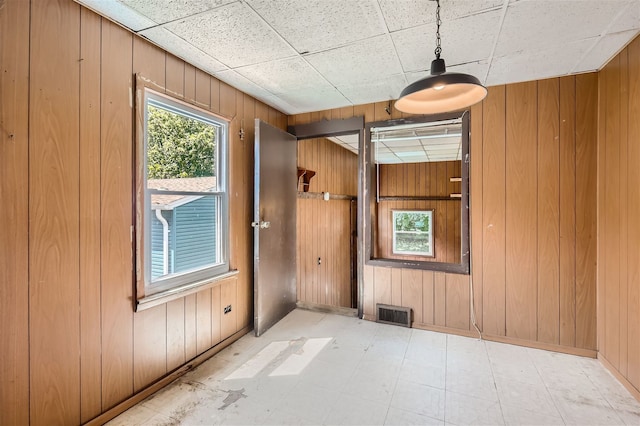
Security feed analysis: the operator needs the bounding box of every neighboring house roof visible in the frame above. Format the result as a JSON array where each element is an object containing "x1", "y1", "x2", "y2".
[{"x1": 148, "y1": 176, "x2": 217, "y2": 210}]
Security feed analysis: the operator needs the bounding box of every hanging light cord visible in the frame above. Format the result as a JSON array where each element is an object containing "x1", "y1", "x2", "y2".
[{"x1": 434, "y1": 0, "x2": 442, "y2": 59}]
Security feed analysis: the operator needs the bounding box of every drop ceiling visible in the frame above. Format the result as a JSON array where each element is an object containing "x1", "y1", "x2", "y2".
[
  {"x1": 77, "y1": 0, "x2": 640, "y2": 115},
  {"x1": 330, "y1": 119, "x2": 462, "y2": 163}
]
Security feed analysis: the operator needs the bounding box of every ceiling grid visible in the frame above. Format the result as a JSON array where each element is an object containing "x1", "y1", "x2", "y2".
[{"x1": 77, "y1": 0, "x2": 640, "y2": 114}]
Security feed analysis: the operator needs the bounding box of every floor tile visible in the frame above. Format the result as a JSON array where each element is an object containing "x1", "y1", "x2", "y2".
[
  {"x1": 500, "y1": 404, "x2": 565, "y2": 426},
  {"x1": 398, "y1": 358, "x2": 446, "y2": 389},
  {"x1": 324, "y1": 394, "x2": 389, "y2": 426},
  {"x1": 444, "y1": 391, "x2": 505, "y2": 425},
  {"x1": 341, "y1": 367, "x2": 399, "y2": 404},
  {"x1": 107, "y1": 309, "x2": 640, "y2": 426},
  {"x1": 549, "y1": 388, "x2": 625, "y2": 425},
  {"x1": 390, "y1": 379, "x2": 445, "y2": 420},
  {"x1": 384, "y1": 406, "x2": 444, "y2": 425},
  {"x1": 494, "y1": 375, "x2": 560, "y2": 416},
  {"x1": 445, "y1": 366, "x2": 499, "y2": 402}
]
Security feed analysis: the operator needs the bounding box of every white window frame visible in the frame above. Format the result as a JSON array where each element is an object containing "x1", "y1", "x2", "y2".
[
  {"x1": 136, "y1": 88, "x2": 230, "y2": 301},
  {"x1": 392, "y1": 209, "x2": 434, "y2": 257}
]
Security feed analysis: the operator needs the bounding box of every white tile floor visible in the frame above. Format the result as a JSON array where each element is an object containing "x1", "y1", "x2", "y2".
[{"x1": 108, "y1": 309, "x2": 640, "y2": 425}]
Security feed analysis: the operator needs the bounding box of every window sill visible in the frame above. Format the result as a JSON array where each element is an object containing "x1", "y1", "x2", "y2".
[{"x1": 136, "y1": 269, "x2": 239, "y2": 312}]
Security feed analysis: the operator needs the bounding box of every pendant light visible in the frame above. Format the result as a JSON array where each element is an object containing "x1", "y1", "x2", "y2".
[{"x1": 395, "y1": 0, "x2": 487, "y2": 114}]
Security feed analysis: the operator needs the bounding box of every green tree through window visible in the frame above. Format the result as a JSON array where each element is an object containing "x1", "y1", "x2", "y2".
[{"x1": 147, "y1": 105, "x2": 216, "y2": 179}]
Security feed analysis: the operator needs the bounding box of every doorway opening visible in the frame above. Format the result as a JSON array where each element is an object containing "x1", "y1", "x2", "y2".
[{"x1": 289, "y1": 117, "x2": 363, "y2": 315}]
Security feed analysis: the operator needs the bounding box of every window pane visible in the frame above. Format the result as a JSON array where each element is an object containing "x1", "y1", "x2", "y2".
[
  {"x1": 147, "y1": 104, "x2": 219, "y2": 191},
  {"x1": 150, "y1": 195, "x2": 220, "y2": 281},
  {"x1": 392, "y1": 210, "x2": 433, "y2": 256}
]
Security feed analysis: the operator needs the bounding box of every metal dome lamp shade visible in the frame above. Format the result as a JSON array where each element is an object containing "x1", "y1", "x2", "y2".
[{"x1": 395, "y1": 0, "x2": 487, "y2": 114}]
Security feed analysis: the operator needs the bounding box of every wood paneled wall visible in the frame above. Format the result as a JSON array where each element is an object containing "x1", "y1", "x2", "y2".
[
  {"x1": 291, "y1": 74, "x2": 598, "y2": 354},
  {"x1": 377, "y1": 161, "x2": 461, "y2": 263},
  {"x1": 296, "y1": 137, "x2": 358, "y2": 308},
  {"x1": 597, "y1": 37, "x2": 640, "y2": 397},
  {"x1": 0, "y1": 1, "x2": 286, "y2": 424}
]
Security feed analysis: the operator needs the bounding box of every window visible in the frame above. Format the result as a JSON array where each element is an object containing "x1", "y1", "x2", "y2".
[
  {"x1": 140, "y1": 90, "x2": 229, "y2": 296},
  {"x1": 392, "y1": 210, "x2": 434, "y2": 257}
]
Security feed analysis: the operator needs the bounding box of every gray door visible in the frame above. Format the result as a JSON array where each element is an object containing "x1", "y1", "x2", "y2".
[{"x1": 253, "y1": 119, "x2": 297, "y2": 336}]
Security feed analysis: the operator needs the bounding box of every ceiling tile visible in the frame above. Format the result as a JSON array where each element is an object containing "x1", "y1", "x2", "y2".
[
  {"x1": 306, "y1": 35, "x2": 403, "y2": 86},
  {"x1": 119, "y1": 0, "x2": 234, "y2": 25},
  {"x1": 80, "y1": 0, "x2": 157, "y2": 31},
  {"x1": 259, "y1": 94, "x2": 300, "y2": 114},
  {"x1": 495, "y1": 0, "x2": 631, "y2": 58},
  {"x1": 486, "y1": 38, "x2": 594, "y2": 85},
  {"x1": 216, "y1": 70, "x2": 275, "y2": 102},
  {"x1": 246, "y1": 0, "x2": 387, "y2": 53},
  {"x1": 393, "y1": 10, "x2": 501, "y2": 72},
  {"x1": 338, "y1": 74, "x2": 408, "y2": 105},
  {"x1": 608, "y1": 1, "x2": 640, "y2": 33},
  {"x1": 235, "y1": 57, "x2": 332, "y2": 94},
  {"x1": 161, "y1": 1, "x2": 297, "y2": 68},
  {"x1": 575, "y1": 29, "x2": 640, "y2": 72},
  {"x1": 275, "y1": 87, "x2": 352, "y2": 114},
  {"x1": 140, "y1": 27, "x2": 228, "y2": 74},
  {"x1": 379, "y1": 0, "x2": 504, "y2": 32}
]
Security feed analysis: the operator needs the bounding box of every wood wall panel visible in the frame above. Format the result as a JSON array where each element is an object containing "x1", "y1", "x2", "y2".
[
  {"x1": 482, "y1": 85, "x2": 507, "y2": 336},
  {"x1": 184, "y1": 294, "x2": 198, "y2": 361},
  {"x1": 29, "y1": 1, "x2": 81, "y2": 424},
  {"x1": 211, "y1": 285, "x2": 222, "y2": 346},
  {"x1": 221, "y1": 279, "x2": 238, "y2": 340},
  {"x1": 575, "y1": 73, "x2": 597, "y2": 351},
  {"x1": 559, "y1": 76, "x2": 577, "y2": 347},
  {"x1": 434, "y1": 273, "x2": 446, "y2": 326},
  {"x1": 505, "y1": 82, "x2": 538, "y2": 341},
  {"x1": 401, "y1": 269, "x2": 423, "y2": 324},
  {"x1": 604, "y1": 54, "x2": 621, "y2": 367},
  {"x1": 132, "y1": 34, "x2": 168, "y2": 396},
  {"x1": 292, "y1": 75, "x2": 598, "y2": 341},
  {"x1": 618, "y1": 48, "x2": 629, "y2": 377},
  {"x1": 375, "y1": 266, "x2": 392, "y2": 306},
  {"x1": 469, "y1": 102, "x2": 483, "y2": 331},
  {"x1": 422, "y1": 271, "x2": 435, "y2": 325},
  {"x1": 196, "y1": 289, "x2": 213, "y2": 354},
  {"x1": 625, "y1": 39, "x2": 640, "y2": 391},
  {"x1": 446, "y1": 274, "x2": 470, "y2": 330},
  {"x1": 100, "y1": 20, "x2": 135, "y2": 411},
  {"x1": 166, "y1": 299, "x2": 186, "y2": 371},
  {"x1": 165, "y1": 54, "x2": 184, "y2": 97},
  {"x1": 536, "y1": 78, "x2": 560, "y2": 344},
  {"x1": 0, "y1": 0, "x2": 31, "y2": 424},
  {"x1": 133, "y1": 306, "x2": 167, "y2": 392},
  {"x1": 0, "y1": 0, "x2": 289, "y2": 422},
  {"x1": 598, "y1": 38, "x2": 640, "y2": 396},
  {"x1": 79, "y1": 7, "x2": 104, "y2": 422}
]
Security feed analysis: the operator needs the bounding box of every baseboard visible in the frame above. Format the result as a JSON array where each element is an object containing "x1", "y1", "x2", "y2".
[
  {"x1": 363, "y1": 315, "x2": 597, "y2": 358},
  {"x1": 598, "y1": 353, "x2": 640, "y2": 403},
  {"x1": 481, "y1": 334, "x2": 597, "y2": 358},
  {"x1": 85, "y1": 326, "x2": 252, "y2": 426},
  {"x1": 412, "y1": 322, "x2": 480, "y2": 339},
  {"x1": 296, "y1": 301, "x2": 358, "y2": 317}
]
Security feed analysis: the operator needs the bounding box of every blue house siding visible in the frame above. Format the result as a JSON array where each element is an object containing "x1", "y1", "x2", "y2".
[{"x1": 173, "y1": 196, "x2": 217, "y2": 273}]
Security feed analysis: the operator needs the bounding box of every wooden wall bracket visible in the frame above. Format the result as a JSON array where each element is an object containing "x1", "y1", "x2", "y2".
[{"x1": 297, "y1": 168, "x2": 316, "y2": 192}]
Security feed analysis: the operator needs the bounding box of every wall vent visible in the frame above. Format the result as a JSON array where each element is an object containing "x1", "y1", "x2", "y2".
[{"x1": 376, "y1": 304, "x2": 411, "y2": 328}]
